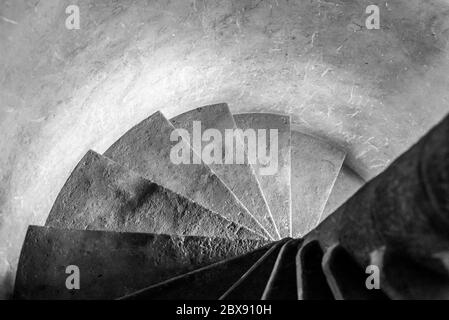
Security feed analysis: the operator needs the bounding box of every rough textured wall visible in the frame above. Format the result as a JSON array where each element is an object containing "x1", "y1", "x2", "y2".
[{"x1": 1, "y1": 0, "x2": 449, "y2": 298}]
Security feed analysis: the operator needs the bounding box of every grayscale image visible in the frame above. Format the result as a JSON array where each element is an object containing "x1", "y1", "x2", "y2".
[{"x1": 1, "y1": 0, "x2": 449, "y2": 303}]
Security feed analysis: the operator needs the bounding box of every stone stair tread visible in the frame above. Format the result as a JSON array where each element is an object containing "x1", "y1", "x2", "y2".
[
  {"x1": 291, "y1": 131, "x2": 345, "y2": 237},
  {"x1": 119, "y1": 241, "x2": 279, "y2": 300},
  {"x1": 233, "y1": 113, "x2": 291, "y2": 239},
  {"x1": 45, "y1": 150, "x2": 260, "y2": 240},
  {"x1": 103, "y1": 111, "x2": 270, "y2": 239},
  {"x1": 14, "y1": 226, "x2": 267, "y2": 300},
  {"x1": 261, "y1": 239, "x2": 302, "y2": 300},
  {"x1": 321, "y1": 165, "x2": 364, "y2": 222},
  {"x1": 219, "y1": 238, "x2": 289, "y2": 300},
  {"x1": 170, "y1": 104, "x2": 275, "y2": 239}
]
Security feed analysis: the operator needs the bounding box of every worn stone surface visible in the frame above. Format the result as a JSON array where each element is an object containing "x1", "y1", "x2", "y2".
[
  {"x1": 104, "y1": 111, "x2": 270, "y2": 239},
  {"x1": 321, "y1": 165, "x2": 364, "y2": 222},
  {"x1": 220, "y1": 239, "x2": 288, "y2": 300},
  {"x1": 322, "y1": 244, "x2": 388, "y2": 300},
  {"x1": 46, "y1": 150, "x2": 260, "y2": 240},
  {"x1": 377, "y1": 246, "x2": 449, "y2": 300},
  {"x1": 310, "y1": 114, "x2": 449, "y2": 299},
  {"x1": 14, "y1": 226, "x2": 267, "y2": 300},
  {"x1": 121, "y1": 242, "x2": 275, "y2": 300},
  {"x1": 291, "y1": 131, "x2": 345, "y2": 237},
  {"x1": 170, "y1": 103, "x2": 275, "y2": 239},
  {"x1": 262, "y1": 239, "x2": 301, "y2": 300},
  {"x1": 234, "y1": 113, "x2": 291, "y2": 238}
]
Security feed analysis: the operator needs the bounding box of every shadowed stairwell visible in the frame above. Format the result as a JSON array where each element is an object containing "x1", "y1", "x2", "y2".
[{"x1": 12, "y1": 103, "x2": 449, "y2": 300}]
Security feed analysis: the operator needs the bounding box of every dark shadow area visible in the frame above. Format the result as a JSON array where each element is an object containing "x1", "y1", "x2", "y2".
[{"x1": 297, "y1": 240, "x2": 334, "y2": 300}]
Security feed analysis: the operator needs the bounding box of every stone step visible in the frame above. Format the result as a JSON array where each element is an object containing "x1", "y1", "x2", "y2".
[
  {"x1": 103, "y1": 111, "x2": 270, "y2": 239},
  {"x1": 170, "y1": 104, "x2": 275, "y2": 239},
  {"x1": 120, "y1": 241, "x2": 279, "y2": 300},
  {"x1": 291, "y1": 131, "x2": 345, "y2": 237},
  {"x1": 233, "y1": 113, "x2": 291, "y2": 239},
  {"x1": 296, "y1": 240, "x2": 335, "y2": 300},
  {"x1": 322, "y1": 244, "x2": 389, "y2": 300},
  {"x1": 45, "y1": 150, "x2": 260, "y2": 240},
  {"x1": 14, "y1": 226, "x2": 267, "y2": 300},
  {"x1": 219, "y1": 238, "x2": 289, "y2": 300},
  {"x1": 321, "y1": 165, "x2": 364, "y2": 222},
  {"x1": 261, "y1": 239, "x2": 302, "y2": 300}
]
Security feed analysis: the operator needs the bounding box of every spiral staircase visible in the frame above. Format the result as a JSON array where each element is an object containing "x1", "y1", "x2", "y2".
[{"x1": 13, "y1": 102, "x2": 449, "y2": 300}]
